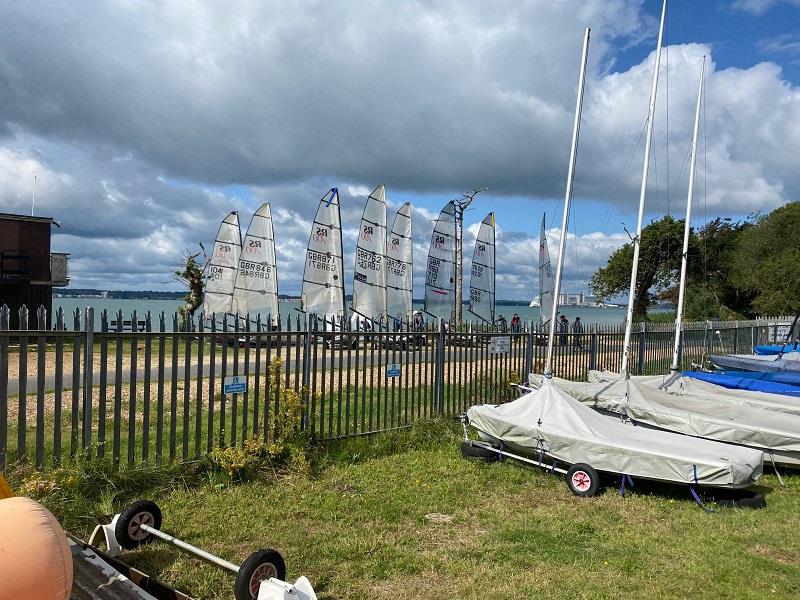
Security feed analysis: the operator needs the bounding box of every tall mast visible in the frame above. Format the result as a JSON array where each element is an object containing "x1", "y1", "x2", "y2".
[
  {"x1": 454, "y1": 188, "x2": 486, "y2": 323},
  {"x1": 544, "y1": 27, "x2": 590, "y2": 377},
  {"x1": 619, "y1": 0, "x2": 667, "y2": 379},
  {"x1": 671, "y1": 56, "x2": 705, "y2": 371}
]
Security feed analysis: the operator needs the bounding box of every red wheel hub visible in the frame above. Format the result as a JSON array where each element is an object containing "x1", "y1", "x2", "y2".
[{"x1": 571, "y1": 470, "x2": 591, "y2": 492}]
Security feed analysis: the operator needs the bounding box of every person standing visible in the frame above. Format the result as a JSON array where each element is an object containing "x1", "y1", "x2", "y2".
[
  {"x1": 572, "y1": 316, "x2": 584, "y2": 350},
  {"x1": 559, "y1": 314, "x2": 568, "y2": 346},
  {"x1": 511, "y1": 313, "x2": 521, "y2": 334}
]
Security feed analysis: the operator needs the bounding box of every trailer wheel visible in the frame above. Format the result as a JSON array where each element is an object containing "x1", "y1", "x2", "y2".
[
  {"x1": 460, "y1": 441, "x2": 499, "y2": 461},
  {"x1": 566, "y1": 464, "x2": 600, "y2": 497},
  {"x1": 115, "y1": 500, "x2": 162, "y2": 550},
  {"x1": 235, "y1": 548, "x2": 287, "y2": 600}
]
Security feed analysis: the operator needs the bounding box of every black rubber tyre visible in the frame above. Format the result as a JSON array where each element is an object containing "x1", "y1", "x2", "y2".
[
  {"x1": 115, "y1": 500, "x2": 162, "y2": 550},
  {"x1": 566, "y1": 463, "x2": 600, "y2": 497},
  {"x1": 460, "y1": 440, "x2": 499, "y2": 460},
  {"x1": 234, "y1": 548, "x2": 287, "y2": 600}
]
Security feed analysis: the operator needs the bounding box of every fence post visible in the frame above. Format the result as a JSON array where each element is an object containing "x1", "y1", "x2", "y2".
[
  {"x1": 301, "y1": 313, "x2": 312, "y2": 431},
  {"x1": 435, "y1": 319, "x2": 445, "y2": 416},
  {"x1": 0, "y1": 305, "x2": 9, "y2": 473},
  {"x1": 706, "y1": 320, "x2": 713, "y2": 356},
  {"x1": 35, "y1": 306, "x2": 47, "y2": 468},
  {"x1": 589, "y1": 323, "x2": 598, "y2": 371},
  {"x1": 524, "y1": 321, "x2": 534, "y2": 377},
  {"x1": 83, "y1": 307, "x2": 95, "y2": 452},
  {"x1": 637, "y1": 321, "x2": 646, "y2": 375},
  {"x1": 733, "y1": 320, "x2": 739, "y2": 354}
]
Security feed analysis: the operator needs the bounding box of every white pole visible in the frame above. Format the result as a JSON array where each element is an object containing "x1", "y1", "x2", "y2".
[
  {"x1": 31, "y1": 170, "x2": 37, "y2": 216},
  {"x1": 619, "y1": 0, "x2": 667, "y2": 379},
  {"x1": 671, "y1": 56, "x2": 705, "y2": 371},
  {"x1": 544, "y1": 27, "x2": 590, "y2": 378}
]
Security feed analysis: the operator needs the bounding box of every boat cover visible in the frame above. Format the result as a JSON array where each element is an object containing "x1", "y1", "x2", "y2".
[
  {"x1": 684, "y1": 370, "x2": 800, "y2": 398},
  {"x1": 530, "y1": 374, "x2": 800, "y2": 464},
  {"x1": 704, "y1": 369, "x2": 800, "y2": 387},
  {"x1": 467, "y1": 382, "x2": 763, "y2": 488},
  {"x1": 755, "y1": 344, "x2": 800, "y2": 355},
  {"x1": 709, "y1": 352, "x2": 800, "y2": 373},
  {"x1": 587, "y1": 370, "x2": 800, "y2": 415}
]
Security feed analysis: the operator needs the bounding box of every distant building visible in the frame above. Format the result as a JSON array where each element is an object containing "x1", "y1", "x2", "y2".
[
  {"x1": 558, "y1": 292, "x2": 569, "y2": 306},
  {"x1": 0, "y1": 213, "x2": 69, "y2": 329}
]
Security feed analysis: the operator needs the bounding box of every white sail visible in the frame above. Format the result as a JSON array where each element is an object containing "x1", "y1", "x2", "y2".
[
  {"x1": 203, "y1": 211, "x2": 241, "y2": 317},
  {"x1": 386, "y1": 202, "x2": 413, "y2": 324},
  {"x1": 352, "y1": 185, "x2": 388, "y2": 326},
  {"x1": 424, "y1": 201, "x2": 456, "y2": 321},
  {"x1": 469, "y1": 212, "x2": 495, "y2": 323},
  {"x1": 232, "y1": 203, "x2": 279, "y2": 323},
  {"x1": 301, "y1": 188, "x2": 345, "y2": 322},
  {"x1": 538, "y1": 214, "x2": 555, "y2": 324}
]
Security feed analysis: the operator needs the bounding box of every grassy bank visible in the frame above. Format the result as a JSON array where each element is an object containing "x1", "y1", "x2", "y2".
[{"x1": 15, "y1": 421, "x2": 800, "y2": 599}]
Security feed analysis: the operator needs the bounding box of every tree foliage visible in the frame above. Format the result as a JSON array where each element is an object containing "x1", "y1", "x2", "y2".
[
  {"x1": 730, "y1": 202, "x2": 800, "y2": 316},
  {"x1": 590, "y1": 203, "x2": 800, "y2": 320},
  {"x1": 175, "y1": 244, "x2": 207, "y2": 330},
  {"x1": 589, "y1": 216, "x2": 686, "y2": 318}
]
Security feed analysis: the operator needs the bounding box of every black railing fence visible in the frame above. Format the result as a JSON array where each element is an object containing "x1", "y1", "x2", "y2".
[{"x1": 0, "y1": 304, "x2": 794, "y2": 472}]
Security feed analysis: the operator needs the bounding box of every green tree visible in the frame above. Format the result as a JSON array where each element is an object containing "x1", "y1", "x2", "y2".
[
  {"x1": 590, "y1": 216, "x2": 686, "y2": 318},
  {"x1": 175, "y1": 244, "x2": 207, "y2": 330},
  {"x1": 731, "y1": 202, "x2": 800, "y2": 316}
]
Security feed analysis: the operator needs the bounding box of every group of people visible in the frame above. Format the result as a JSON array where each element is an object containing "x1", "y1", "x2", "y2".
[{"x1": 558, "y1": 314, "x2": 583, "y2": 349}]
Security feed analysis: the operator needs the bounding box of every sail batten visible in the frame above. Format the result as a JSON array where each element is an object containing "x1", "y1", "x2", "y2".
[
  {"x1": 203, "y1": 211, "x2": 242, "y2": 317},
  {"x1": 468, "y1": 212, "x2": 496, "y2": 323},
  {"x1": 424, "y1": 201, "x2": 457, "y2": 321},
  {"x1": 232, "y1": 203, "x2": 278, "y2": 322},
  {"x1": 352, "y1": 185, "x2": 388, "y2": 326},
  {"x1": 301, "y1": 188, "x2": 345, "y2": 322},
  {"x1": 386, "y1": 202, "x2": 413, "y2": 324},
  {"x1": 538, "y1": 214, "x2": 555, "y2": 324}
]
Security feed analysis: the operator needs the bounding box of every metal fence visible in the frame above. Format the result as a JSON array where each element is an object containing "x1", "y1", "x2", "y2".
[{"x1": 0, "y1": 304, "x2": 793, "y2": 473}]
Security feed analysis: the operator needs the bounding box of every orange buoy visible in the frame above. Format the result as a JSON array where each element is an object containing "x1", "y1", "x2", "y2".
[{"x1": 0, "y1": 497, "x2": 73, "y2": 600}]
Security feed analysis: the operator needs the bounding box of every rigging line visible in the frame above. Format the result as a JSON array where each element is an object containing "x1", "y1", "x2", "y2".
[
  {"x1": 668, "y1": 145, "x2": 692, "y2": 209},
  {"x1": 600, "y1": 112, "x2": 650, "y2": 236},
  {"x1": 665, "y1": 4, "x2": 670, "y2": 217}
]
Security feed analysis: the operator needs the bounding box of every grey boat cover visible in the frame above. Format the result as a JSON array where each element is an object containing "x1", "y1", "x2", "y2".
[
  {"x1": 588, "y1": 370, "x2": 800, "y2": 417},
  {"x1": 530, "y1": 374, "x2": 800, "y2": 463},
  {"x1": 709, "y1": 352, "x2": 800, "y2": 373},
  {"x1": 467, "y1": 382, "x2": 763, "y2": 488}
]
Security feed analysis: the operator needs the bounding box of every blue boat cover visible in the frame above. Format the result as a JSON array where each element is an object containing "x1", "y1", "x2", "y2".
[
  {"x1": 754, "y1": 344, "x2": 800, "y2": 355},
  {"x1": 684, "y1": 370, "x2": 800, "y2": 397}
]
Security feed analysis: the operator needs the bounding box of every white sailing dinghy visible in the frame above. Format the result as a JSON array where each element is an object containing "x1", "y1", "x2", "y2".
[
  {"x1": 468, "y1": 213, "x2": 496, "y2": 324},
  {"x1": 351, "y1": 185, "x2": 388, "y2": 330},
  {"x1": 538, "y1": 56, "x2": 800, "y2": 466},
  {"x1": 386, "y1": 202, "x2": 413, "y2": 327},
  {"x1": 424, "y1": 201, "x2": 457, "y2": 323},
  {"x1": 300, "y1": 188, "x2": 346, "y2": 328},
  {"x1": 203, "y1": 211, "x2": 242, "y2": 322},
  {"x1": 464, "y1": 21, "x2": 763, "y2": 497},
  {"x1": 231, "y1": 203, "x2": 279, "y2": 327},
  {"x1": 538, "y1": 214, "x2": 555, "y2": 325}
]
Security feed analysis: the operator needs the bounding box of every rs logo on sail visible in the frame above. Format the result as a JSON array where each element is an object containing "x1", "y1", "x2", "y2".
[
  {"x1": 312, "y1": 227, "x2": 328, "y2": 243},
  {"x1": 361, "y1": 225, "x2": 373, "y2": 241}
]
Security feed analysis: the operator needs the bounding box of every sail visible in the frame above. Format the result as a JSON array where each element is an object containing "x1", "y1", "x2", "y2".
[
  {"x1": 469, "y1": 213, "x2": 496, "y2": 323},
  {"x1": 352, "y1": 185, "x2": 388, "y2": 326},
  {"x1": 301, "y1": 188, "x2": 345, "y2": 322},
  {"x1": 203, "y1": 211, "x2": 242, "y2": 317},
  {"x1": 538, "y1": 215, "x2": 555, "y2": 324},
  {"x1": 424, "y1": 201, "x2": 456, "y2": 321},
  {"x1": 232, "y1": 203, "x2": 278, "y2": 322},
  {"x1": 386, "y1": 202, "x2": 413, "y2": 324}
]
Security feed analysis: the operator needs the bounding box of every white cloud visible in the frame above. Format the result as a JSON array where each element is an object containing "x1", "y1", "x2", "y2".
[{"x1": 733, "y1": 0, "x2": 800, "y2": 16}]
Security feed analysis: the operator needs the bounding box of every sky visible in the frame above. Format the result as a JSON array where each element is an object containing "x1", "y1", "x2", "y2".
[{"x1": 0, "y1": 0, "x2": 798, "y2": 301}]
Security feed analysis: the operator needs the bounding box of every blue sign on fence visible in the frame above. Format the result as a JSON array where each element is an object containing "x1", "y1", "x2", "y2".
[
  {"x1": 223, "y1": 375, "x2": 247, "y2": 394},
  {"x1": 386, "y1": 363, "x2": 401, "y2": 378}
]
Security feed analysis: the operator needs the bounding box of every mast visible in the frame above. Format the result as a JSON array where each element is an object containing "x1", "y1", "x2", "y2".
[
  {"x1": 619, "y1": 0, "x2": 667, "y2": 379},
  {"x1": 544, "y1": 27, "x2": 590, "y2": 378},
  {"x1": 454, "y1": 188, "x2": 486, "y2": 323},
  {"x1": 671, "y1": 56, "x2": 705, "y2": 372}
]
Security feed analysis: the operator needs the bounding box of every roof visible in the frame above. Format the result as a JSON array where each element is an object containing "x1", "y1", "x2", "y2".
[{"x1": 0, "y1": 212, "x2": 55, "y2": 225}]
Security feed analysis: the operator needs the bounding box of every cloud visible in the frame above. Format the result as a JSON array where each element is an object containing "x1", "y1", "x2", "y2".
[
  {"x1": 732, "y1": 0, "x2": 800, "y2": 16},
  {"x1": 0, "y1": 1, "x2": 799, "y2": 298}
]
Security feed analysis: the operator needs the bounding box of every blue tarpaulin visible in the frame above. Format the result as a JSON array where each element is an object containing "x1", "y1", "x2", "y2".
[
  {"x1": 684, "y1": 370, "x2": 800, "y2": 396},
  {"x1": 754, "y1": 344, "x2": 800, "y2": 355}
]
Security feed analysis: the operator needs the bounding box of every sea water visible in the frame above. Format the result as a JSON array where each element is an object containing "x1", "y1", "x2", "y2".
[{"x1": 51, "y1": 297, "x2": 631, "y2": 331}]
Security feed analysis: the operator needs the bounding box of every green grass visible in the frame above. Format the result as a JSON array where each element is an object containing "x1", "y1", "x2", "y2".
[{"x1": 19, "y1": 421, "x2": 800, "y2": 599}]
